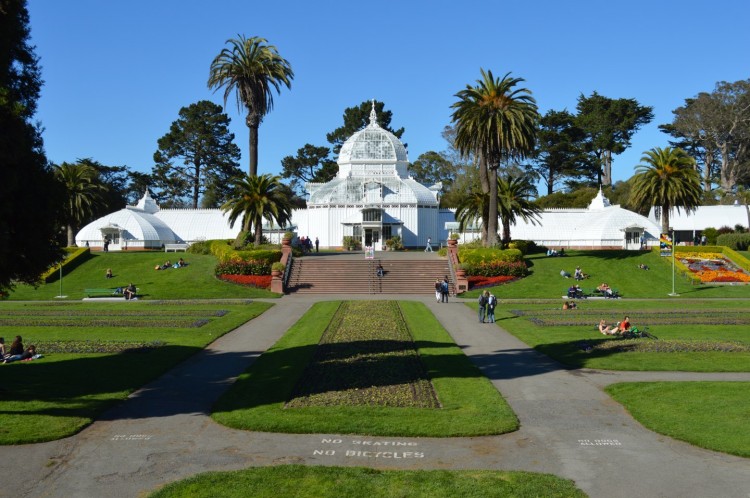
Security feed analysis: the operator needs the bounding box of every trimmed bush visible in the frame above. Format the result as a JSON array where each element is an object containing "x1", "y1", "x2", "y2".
[
  {"x1": 507, "y1": 240, "x2": 535, "y2": 255},
  {"x1": 459, "y1": 247, "x2": 524, "y2": 265},
  {"x1": 460, "y1": 260, "x2": 528, "y2": 278},
  {"x1": 42, "y1": 247, "x2": 91, "y2": 283},
  {"x1": 717, "y1": 232, "x2": 750, "y2": 251}
]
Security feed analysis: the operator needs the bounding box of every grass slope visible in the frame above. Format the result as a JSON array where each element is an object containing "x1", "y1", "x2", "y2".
[
  {"x1": 212, "y1": 301, "x2": 518, "y2": 437},
  {"x1": 464, "y1": 249, "x2": 750, "y2": 299},
  {"x1": 8, "y1": 251, "x2": 279, "y2": 300}
]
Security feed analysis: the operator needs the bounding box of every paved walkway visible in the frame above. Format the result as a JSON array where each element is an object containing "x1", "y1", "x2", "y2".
[{"x1": 1, "y1": 295, "x2": 749, "y2": 498}]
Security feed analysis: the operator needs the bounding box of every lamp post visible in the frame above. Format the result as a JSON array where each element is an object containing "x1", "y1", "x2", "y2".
[
  {"x1": 55, "y1": 263, "x2": 67, "y2": 299},
  {"x1": 668, "y1": 227, "x2": 679, "y2": 297}
]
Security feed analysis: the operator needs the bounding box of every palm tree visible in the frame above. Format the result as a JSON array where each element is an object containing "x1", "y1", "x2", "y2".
[
  {"x1": 208, "y1": 36, "x2": 293, "y2": 177},
  {"x1": 54, "y1": 162, "x2": 108, "y2": 246},
  {"x1": 630, "y1": 147, "x2": 703, "y2": 234},
  {"x1": 451, "y1": 69, "x2": 538, "y2": 246},
  {"x1": 454, "y1": 188, "x2": 489, "y2": 244},
  {"x1": 497, "y1": 173, "x2": 542, "y2": 245},
  {"x1": 222, "y1": 173, "x2": 292, "y2": 247}
]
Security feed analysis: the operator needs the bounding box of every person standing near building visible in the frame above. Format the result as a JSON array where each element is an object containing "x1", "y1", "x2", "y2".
[
  {"x1": 425, "y1": 237, "x2": 433, "y2": 252},
  {"x1": 315, "y1": 237, "x2": 319, "y2": 252}
]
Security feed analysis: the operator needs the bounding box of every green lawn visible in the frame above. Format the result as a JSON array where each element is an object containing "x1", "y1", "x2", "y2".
[
  {"x1": 0, "y1": 301, "x2": 272, "y2": 444},
  {"x1": 464, "y1": 249, "x2": 750, "y2": 299},
  {"x1": 607, "y1": 382, "x2": 750, "y2": 457},
  {"x1": 150, "y1": 465, "x2": 586, "y2": 498},
  {"x1": 8, "y1": 251, "x2": 279, "y2": 300},
  {"x1": 487, "y1": 299, "x2": 750, "y2": 371},
  {"x1": 212, "y1": 300, "x2": 518, "y2": 437}
]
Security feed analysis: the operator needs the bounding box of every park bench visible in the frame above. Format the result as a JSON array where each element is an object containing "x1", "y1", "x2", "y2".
[
  {"x1": 164, "y1": 243, "x2": 189, "y2": 252},
  {"x1": 84, "y1": 288, "x2": 120, "y2": 298}
]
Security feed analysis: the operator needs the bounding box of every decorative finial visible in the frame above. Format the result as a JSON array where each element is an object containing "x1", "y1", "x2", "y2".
[{"x1": 369, "y1": 99, "x2": 377, "y2": 125}]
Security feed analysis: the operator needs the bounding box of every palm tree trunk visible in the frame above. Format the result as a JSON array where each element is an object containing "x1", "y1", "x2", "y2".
[
  {"x1": 254, "y1": 214, "x2": 262, "y2": 247},
  {"x1": 248, "y1": 123, "x2": 259, "y2": 177},
  {"x1": 487, "y1": 167, "x2": 498, "y2": 247},
  {"x1": 67, "y1": 225, "x2": 77, "y2": 247},
  {"x1": 661, "y1": 204, "x2": 670, "y2": 235}
]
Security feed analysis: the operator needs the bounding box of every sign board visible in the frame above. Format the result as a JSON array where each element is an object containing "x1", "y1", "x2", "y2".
[{"x1": 659, "y1": 233, "x2": 672, "y2": 257}]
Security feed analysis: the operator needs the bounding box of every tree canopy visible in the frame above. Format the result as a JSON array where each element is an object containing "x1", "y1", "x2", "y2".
[
  {"x1": 0, "y1": 0, "x2": 64, "y2": 290},
  {"x1": 152, "y1": 100, "x2": 242, "y2": 208},
  {"x1": 661, "y1": 79, "x2": 750, "y2": 192},
  {"x1": 630, "y1": 147, "x2": 702, "y2": 233},
  {"x1": 575, "y1": 92, "x2": 653, "y2": 186},
  {"x1": 451, "y1": 69, "x2": 538, "y2": 246},
  {"x1": 208, "y1": 35, "x2": 293, "y2": 176},
  {"x1": 222, "y1": 173, "x2": 293, "y2": 247}
]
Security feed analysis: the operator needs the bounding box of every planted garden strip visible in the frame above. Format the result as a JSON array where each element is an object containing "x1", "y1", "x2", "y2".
[
  {"x1": 527, "y1": 317, "x2": 750, "y2": 327},
  {"x1": 32, "y1": 340, "x2": 166, "y2": 354},
  {"x1": 286, "y1": 301, "x2": 440, "y2": 409},
  {"x1": 0, "y1": 318, "x2": 210, "y2": 328},
  {"x1": 511, "y1": 308, "x2": 750, "y2": 317},
  {"x1": 0, "y1": 309, "x2": 229, "y2": 317},
  {"x1": 590, "y1": 339, "x2": 749, "y2": 353}
]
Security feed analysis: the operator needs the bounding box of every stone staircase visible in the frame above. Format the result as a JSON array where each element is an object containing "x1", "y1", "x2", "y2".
[{"x1": 286, "y1": 256, "x2": 455, "y2": 295}]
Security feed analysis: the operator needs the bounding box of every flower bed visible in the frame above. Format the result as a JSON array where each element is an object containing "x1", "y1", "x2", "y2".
[
  {"x1": 678, "y1": 252, "x2": 750, "y2": 283},
  {"x1": 468, "y1": 275, "x2": 516, "y2": 290},
  {"x1": 217, "y1": 274, "x2": 272, "y2": 289}
]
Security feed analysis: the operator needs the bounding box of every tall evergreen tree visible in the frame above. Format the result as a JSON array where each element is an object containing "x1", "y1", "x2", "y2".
[
  {"x1": 208, "y1": 36, "x2": 293, "y2": 176},
  {"x1": 152, "y1": 100, "x2": 242, "y2": 208},
  {"x1": 0, "y1": 0, "x2": 64, "y2": 290},
  {"x1": 575, "y1": 92, "x2": 653, "y2": 186}
]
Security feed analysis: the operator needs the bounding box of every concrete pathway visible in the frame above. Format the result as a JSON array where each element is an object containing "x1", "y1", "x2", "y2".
[{"x1": 1, "y1": 295, "x2": 748, "y2": 498}]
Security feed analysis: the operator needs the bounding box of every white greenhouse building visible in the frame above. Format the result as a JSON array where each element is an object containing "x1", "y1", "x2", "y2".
[{"x1": 289, "y1": 103, "x2": 441, "y2": 250}]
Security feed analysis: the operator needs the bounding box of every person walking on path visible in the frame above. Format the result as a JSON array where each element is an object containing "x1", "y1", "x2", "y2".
[
  {"x1": 478, "y1": 291, "x2": 488, "y2": 322},
  {"x1": 425, "y1": 237, "x2": 433, "y2": 252},
  {"x1": 434, "y1": 278, "x2": 442, "y2": 302}
]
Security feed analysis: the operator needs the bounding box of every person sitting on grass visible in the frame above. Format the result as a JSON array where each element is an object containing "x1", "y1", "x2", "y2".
[
  {"x1": 178, "y1": 257, "x2": 187, "y2": 267},
  {"x1": 598, "y1": 319, "x2": 618, "y2": 335},
  {"x1": 123, "y1": 283, "x2": 137, "y2": 300},
  {"x1": 617, "y1": 315, "x2": 632, "y2": 334},
  {"x1": 563, "y1": 301, "x2": 577, "y2": 310},
  {"x1": 638, "y1": 263, "x2": 650, "y2": 270},
  {"x1": 3, "y1": 344, "x2": 37, "y2": 364},
  {"x1": 105, "y1": 268, "x2": 113, "y2": 279},
  {"x1": 561, "y1": 269, "x2": 571, "y2": 278}
]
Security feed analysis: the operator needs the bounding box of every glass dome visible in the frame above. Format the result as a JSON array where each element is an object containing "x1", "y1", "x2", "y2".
[{"x1": 338, "y1": 101, "x2": 408, "y2": 164}]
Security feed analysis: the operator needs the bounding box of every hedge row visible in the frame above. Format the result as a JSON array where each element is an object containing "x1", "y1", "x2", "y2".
[
  {"x1": 716, "y1": 232, "x2": 750, "y2": 251},
  {"x1": 42, "y1": 247, "x2": 91, "y2": 283}
]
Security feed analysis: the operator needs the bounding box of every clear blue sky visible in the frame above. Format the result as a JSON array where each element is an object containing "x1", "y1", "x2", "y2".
[{"x1": 27, "y1": 0, "x2": 750, "y2": 190}]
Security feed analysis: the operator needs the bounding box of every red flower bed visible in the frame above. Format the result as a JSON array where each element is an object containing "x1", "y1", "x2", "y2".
[
  {"x1": 468, "y1": 275, "x2": 516, "y2": 289},
  {"x1": 218, "y1": 274, "x2": 272, "y2": 289}
]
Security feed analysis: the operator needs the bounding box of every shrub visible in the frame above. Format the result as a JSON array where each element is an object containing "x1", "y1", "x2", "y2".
[
  {"x1": 716, "y1": 233, "x2": 750, "y2": 251},
  {"x1": 507, "y1": 240, "x2": 535, "y2": 255},
  {"x1": 459, "y1": 248, "x2": 524, "y2": 265},
  {"x1": 187, "y1": 241, "x2": 211, "y2": 255},
  {"x1": 234, "y1": 249, "x2": 282, "y2": 265},
  {"x1": 214, "y1": 259, "x2": 271, "y2": 276},
  {"x1": 271, "y1": 262, "x2": 286, "y2": 272},
  {"x1": 460, "y1": 260, "x2": 528, "y2": 278},
  {"x1": 385, "y1": 235, "x2": 404, "y2": 251},
  {"x1": 342, "y1": 236, "x2": 362, "y2": 250},
  {"x1": 702, "y1": 227, "x2": 719, "y2": 245}
]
